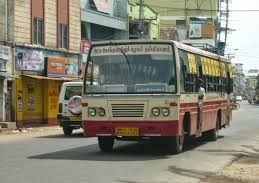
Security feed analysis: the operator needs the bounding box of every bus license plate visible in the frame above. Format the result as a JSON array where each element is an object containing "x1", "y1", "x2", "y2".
[
  {"x1": 69, "y1": 116, "x2": 81, "y2": 121},
  {"x1": 115, "y1": 128, "x2": 139, "y2": 136}
]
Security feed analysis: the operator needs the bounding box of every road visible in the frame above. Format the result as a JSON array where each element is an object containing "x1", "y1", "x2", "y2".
[{"x1": 0, "y1": 102, "x2": 259, "y2": 183}]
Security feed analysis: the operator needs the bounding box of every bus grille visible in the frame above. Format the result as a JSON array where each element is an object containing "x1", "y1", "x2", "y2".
[{"x1": 111, "y1": 104, "x2": 145, "y2": 117}]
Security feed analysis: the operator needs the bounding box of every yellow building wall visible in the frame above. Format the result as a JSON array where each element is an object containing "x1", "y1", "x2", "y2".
[
  {"x1": 44, "y1": 80, "x2": 62, "y2": 125},
  {"x1": 16, "y1": 78, "x2": 23, "y2": 123},
  {"x1": 16, "y1": 77, "x2": 43, "y2": 126},
  {"x1": 16, "y1": 78, "x2": 62, "y2": 126}
]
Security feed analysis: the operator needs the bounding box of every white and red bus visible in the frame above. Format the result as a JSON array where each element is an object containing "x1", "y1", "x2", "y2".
[{"x1": 82, "y1": 40, "x2": 233, "y2": 154}]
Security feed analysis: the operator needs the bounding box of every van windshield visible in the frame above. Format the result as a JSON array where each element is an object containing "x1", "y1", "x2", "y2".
[{"x1": 64, "y1": 86, "x2": 82, "y2": 100}]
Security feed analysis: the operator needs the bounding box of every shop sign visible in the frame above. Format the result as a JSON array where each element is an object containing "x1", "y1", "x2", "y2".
[
  {"x1": 0, "y1": 45, "x2": 9, "y2": 60},
  {"x1": 16, "y1": 48, "x2": 44, "y2": 72},
  {"x1": 46, "y1": 57, "x2": 65, "y2": 77},
  {"x1": 81, "y1": 40, "x2": 91, "y2": 63},
  {"x1": 189, "y1": 17, "x2": 214, "y2": 39},
  {"x1": 0, "y1": 60, "x2": 7, "y2": 72},
  {"x1": 65, "y1": 58, "x2": 79, "y2": 77},
  {"x1": 93, "y1": 0, "x2": 108, "y2": 13}
]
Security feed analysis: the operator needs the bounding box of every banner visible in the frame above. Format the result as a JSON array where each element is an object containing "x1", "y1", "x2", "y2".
[{"x1": 16, "y1": 49, "x2": 44, "y2": 72}]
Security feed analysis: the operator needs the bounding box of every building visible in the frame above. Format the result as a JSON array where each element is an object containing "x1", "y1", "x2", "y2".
[
  {"x1": 245, "y1": 69, "x2": 259, "y2": 97},
  {"x1": 128, "y1": 2, "x2": 160, "y2": 40},
  {"x1": 0, "y1": 0, "x2": 81, "y2": 127},
  {"x1": 232, "y1": 63, "x2": 246, "y2": 96},
  {"x1": 129, "y1": 0, "x2": 223, "y2": 52},
  {"x1": 80, "y1": 0, "x2": 129, "y2": 65},
  {"x1": 81, "y1": 0, "x2": 128, "y2": 41}
]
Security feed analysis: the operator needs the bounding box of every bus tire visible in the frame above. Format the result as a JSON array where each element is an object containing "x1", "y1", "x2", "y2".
[
  {"x1": 204, "y1": 115, "x2": 220, "y2": 141},
  {"x1": 98, "y1": 136, "x2": 114, "y2": 152},
  {"x1": 166, "y1": 135, "x2": 184, "y2": 154},
  {"x1": 63, "y1": 127, "x2": 73, "y2": 136}
]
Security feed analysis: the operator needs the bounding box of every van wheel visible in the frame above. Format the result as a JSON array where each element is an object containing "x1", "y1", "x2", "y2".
[
  {"x1": 204, "y1": 116, "x2": 219, "y2": 141},
  {"x1": 63, "y1": 127, "x2": 73, "y2": 136},
  {"x1": 98, "y1": 136, "x2": 114, "y2": 152}
]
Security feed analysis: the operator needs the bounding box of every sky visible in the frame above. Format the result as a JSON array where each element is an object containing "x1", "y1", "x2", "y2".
[{"x1": 226, "y1": 0, "x2": 259, "y2": 72}]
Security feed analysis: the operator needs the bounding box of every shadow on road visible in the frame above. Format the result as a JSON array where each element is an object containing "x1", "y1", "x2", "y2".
[
  {"x1": 28, "y1": 136, "x2": 216, "y2": 162},
  {"x1": 194, "y1": 145, "x2": 259, "y2": 159},
  {"x1": 28, "y1": 141, "x2": 171, "y2": 161},
  {"x1": 35, "y1": 132, "x2": 86, "y2": 139}
]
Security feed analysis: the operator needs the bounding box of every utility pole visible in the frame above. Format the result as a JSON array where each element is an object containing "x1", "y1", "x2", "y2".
[{"x1": 139, "y1": 0, "x2": 144, "y2": 38}]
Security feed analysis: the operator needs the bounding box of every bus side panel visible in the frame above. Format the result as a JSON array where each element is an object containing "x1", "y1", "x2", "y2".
[
  {"x1": 180, "y1": 102, "x2": 198, "y2": 136},
  {"x1": 203, "y1": 100, "x2": 228, "y2": 131}
]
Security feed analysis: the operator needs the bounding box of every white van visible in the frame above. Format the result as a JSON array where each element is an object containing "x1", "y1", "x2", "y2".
[{"x1": 57, "y1": 81, "x2": 83, "y2": 135}]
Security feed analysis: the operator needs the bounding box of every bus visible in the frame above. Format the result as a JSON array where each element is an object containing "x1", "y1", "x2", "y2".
[{"x1": 82, "y1": 40, "x2": 233, "y2": 154}]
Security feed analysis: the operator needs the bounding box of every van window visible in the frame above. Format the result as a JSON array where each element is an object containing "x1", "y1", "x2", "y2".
[{"x1": 64, "y1": 86, "x2": 82, "y2": 100}]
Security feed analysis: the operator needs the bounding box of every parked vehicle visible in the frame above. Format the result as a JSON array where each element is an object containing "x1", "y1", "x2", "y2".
[
  {"x1": 235, "y1": 95, "x2": 242, "y2": 102},
  {"x1": 57, "y1": 81, "x2": 82, "y2": 136}
]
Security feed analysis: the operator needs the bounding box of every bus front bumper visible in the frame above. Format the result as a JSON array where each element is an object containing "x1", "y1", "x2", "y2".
[{"x1": 82, "y1": 120, "x2": 180, "y2": 137}]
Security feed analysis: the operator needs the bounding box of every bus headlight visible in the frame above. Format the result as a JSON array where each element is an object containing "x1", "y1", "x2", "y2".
[
  {"x1": 88, "y1": 108, "x2": 96, "y2": 117},
  {"x1": 161, "y1": 108, "x2": 170, "y2": 116},
  {"x1": 97, "y1": 108, "x2": 105, "y2": 117},
  {"x1": 152, "y1": 108, "x2": 160, "y2": 116}
]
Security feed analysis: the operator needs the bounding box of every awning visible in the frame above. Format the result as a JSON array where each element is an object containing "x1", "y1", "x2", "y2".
[
  {"x1": 22, "y1": 74, "x2": 79, "y2": 81},
  {"x1": 0, "y1": 72, "x2": 17, "y2": 78}
]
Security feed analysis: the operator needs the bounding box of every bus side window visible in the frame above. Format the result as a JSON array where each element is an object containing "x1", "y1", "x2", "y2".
[{"x1": 179, "y1": 49, "x2": 188, "y2": 92}]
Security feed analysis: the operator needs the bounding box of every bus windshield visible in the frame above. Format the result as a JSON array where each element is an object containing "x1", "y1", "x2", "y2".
[{"x1": 84, "y1": 43, "x2": 176, "y2": 94}]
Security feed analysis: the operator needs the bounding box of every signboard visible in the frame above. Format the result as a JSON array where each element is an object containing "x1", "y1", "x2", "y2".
[
  {"x1": 189, "y1": 17, "x2": 214, "y2": 39},
  {"x1": 0, "y1": 45, "x2": 9, "y2": 60},
  {"x1": 81, "y1": 40, "x2": 91, "y2": 55},
  {"x1": 93, "y1": 0, "x2": 108, "y2": 13},
  {"x1": 16, "y1": 49, "x2": 44, "y2": 72},
  {"x1": 91, "y1": 44, "x2": 173, "y2": 56},
  {"x1": 45, "y1": 57, "x2": 65, "y2": 77},
  {"x1": 81, "y1": 40, "x2": 91, "y2": 63},
  {"x1": 189, "y1": 24, "x2": 202, "y2": 38}
]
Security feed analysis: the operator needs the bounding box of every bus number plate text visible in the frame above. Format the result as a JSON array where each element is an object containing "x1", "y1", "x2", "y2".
[{"x1": 115, "y1": 127, "x2": 139, "y2": 136}]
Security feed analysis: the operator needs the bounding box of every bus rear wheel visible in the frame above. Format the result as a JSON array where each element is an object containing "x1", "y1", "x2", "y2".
[
  {"x1": 98, "y1": 136, "x2": 114, "y2": 152},
  {"x1": 166, "y1": 135, "x2": 184, "y2": 154},
  {"x1": 204, "y1": 116, "x2": 220, "y2": 141}
]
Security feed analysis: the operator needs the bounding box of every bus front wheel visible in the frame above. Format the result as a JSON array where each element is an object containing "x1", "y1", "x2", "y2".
[
  {"x1": 98, "y1": 136, "x2": 114, "y2": 152},
  {"x1": 63, "y1": 127, "x2": 73, "y2": 136},
  {"x1": 166, "y1": 135, "x2": 184, "y2": 154}
]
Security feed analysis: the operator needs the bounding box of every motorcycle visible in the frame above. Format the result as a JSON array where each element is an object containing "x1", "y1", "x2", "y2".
[{"x1": 248, "y1": 99, "x2": 252, "y2": 104}]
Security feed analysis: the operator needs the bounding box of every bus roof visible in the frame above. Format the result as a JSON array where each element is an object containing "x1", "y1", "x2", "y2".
[{"x1": 90, "y1": 40, "x2": 231, "y2": 63}]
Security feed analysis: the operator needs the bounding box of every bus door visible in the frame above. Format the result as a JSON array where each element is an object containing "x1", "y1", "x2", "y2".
[
  {"x1": 196, "y1": 65, "x2": 204, "y2": 137},
  {"x1": 226, "y1": 71, "x2": 232, "y2": 126}
]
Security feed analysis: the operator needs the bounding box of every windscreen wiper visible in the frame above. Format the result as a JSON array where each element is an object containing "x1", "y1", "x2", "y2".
[{"x1": 112, "y1": 44, "x2": 132, "y2": 74}]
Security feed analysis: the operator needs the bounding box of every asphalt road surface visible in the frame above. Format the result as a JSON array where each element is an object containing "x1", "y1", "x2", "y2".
[{"x1": 1, "y1": 101, "x2": 259, "y2": 183}]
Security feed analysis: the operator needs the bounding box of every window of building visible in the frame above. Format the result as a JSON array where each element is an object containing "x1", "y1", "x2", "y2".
[
  {"x1": 81, "y1": 22, "x2": 89, "y2": 39},
  {"x1": 60, "y1": 24, "x2": 68, "y2": 49},
  {"x1": 33, "y1": 18, "x2": 43, "y2": 45}
]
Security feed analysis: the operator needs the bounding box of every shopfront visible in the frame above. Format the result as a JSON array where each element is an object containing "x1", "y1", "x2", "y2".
[
  {"x1": 15, "y1": 46, "x2": 80, "y2": 127},
  {"x1": 0, "y1": 44, "x2": 14, "y2": 123}
]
